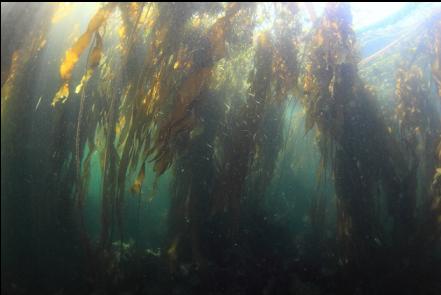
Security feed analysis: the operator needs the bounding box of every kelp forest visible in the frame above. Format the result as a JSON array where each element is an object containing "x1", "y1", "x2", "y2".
[{"x1": 1, "y1": 2, "x2": 441, "y2": 295}]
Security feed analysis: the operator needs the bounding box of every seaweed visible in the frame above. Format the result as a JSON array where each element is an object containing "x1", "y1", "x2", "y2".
[
  {"x1": 52, "y1": 3, "x2": 116, "y2": 106},
  {"x1": 2, "y1": 3, "x2": 441, "y2": 294},
  {"x1": 302, "y1": 3, "x2": 406, "y2": 272}
]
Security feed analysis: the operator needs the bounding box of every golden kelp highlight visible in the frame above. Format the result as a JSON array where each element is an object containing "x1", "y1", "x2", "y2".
[
  {"x1": 130, "y1": 162, "x2": 146, "y2": 195},
  {"x1": 149, "y1": 3, "x2": 248, "y2": 176},
  {"x1": 75, "y1": 32, "x2": 103, "y2": 94},
  {"x1": 52, "y1": 3, "x2": 115, "y2": 106}
]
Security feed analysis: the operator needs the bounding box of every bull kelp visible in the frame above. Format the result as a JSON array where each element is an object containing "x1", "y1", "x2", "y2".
[{"x1": 1, "y1": 3, "x2": 441, "y2": 295}]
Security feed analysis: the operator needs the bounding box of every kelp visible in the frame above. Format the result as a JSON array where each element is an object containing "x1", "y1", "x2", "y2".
[
  {"x1": 113, "y1": 4, "x2": 210, "y2": 213},
  {"x1": 153, "y1": 3, "x2": 258, "y2": 269},
  {"x1": 395, "y1": 65, "x2": 436, "y2": 184},
  {"x1": 3, "y1": 3, "x2": 441, "y2": 294},
  {"x1": 108, "y1": 3, "x2": 222, "y2": 264},
  {"x1": 165, "y1": 89, "x2": 224, "y2": 270},
  {"x1": 302, "y1": 6, "x2": 369, "y2": 258},
  {"x1": 393, "y1": 16, "x2": 441, "y2": 261},
  {"x1": 75, "y1": 32, "x2": 103, "y2": 202},
  {"x1": 52, "y1": 3, "x2": 116, "y2": 106},
  {"x1": 46, "y1": 3, "x2": 143, "y2": 264},
  {"x1": 48, "y1": 2, "x2": 257, "y2": 268},
  {"x1": 428, "y1": 10, "x2": 441, "y2": 97},
  {"x1": 426, "y1": 13, "x2": 441, "y2": 238},
  {"x1": 130, "y1": 162, "x2": 145, "y2": 195},
  {"x1": 301, "y1": 3, "x2": 418, "y2": 271},
  {"x1": 50, "y1": 4, "x2": 118, "y2": 255},
  {"x1": 57, "y1": 4, "x2": 118, "y2": 254},
  {"x1": 211, "y1": 32, "x2": 273, "y2": 233},
  {"x1": 162, "y1": 5, "x2": 303, "y2": 261},
  {"x1": 302, "y1": 3, "x2": 358, "y2": 142},
  {"x1": 149, "y1": 3, "x2": 248, "y2": 176},
  {"x1": 248, "y1": 3, "x2": 300, "y2": 204},
  {"x1": 1, "y1": 3, "x2": 51, "y2": 112}
]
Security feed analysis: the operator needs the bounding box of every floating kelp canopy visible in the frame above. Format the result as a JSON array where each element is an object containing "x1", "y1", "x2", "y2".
[{"x1": 1, "y1": 3, "x2": 440, "y2": 295}]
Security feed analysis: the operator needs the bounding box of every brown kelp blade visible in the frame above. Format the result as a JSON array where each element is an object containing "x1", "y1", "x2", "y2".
[
  {"x1": 52, "y1": 3, "x2": 116, "y2": 106},
  {"x1": 130, "y1": 161, "x2": 146, "y2": 195}
]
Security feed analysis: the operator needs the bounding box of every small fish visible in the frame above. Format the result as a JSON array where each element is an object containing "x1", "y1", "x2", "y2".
[{"x1": 35, "y1": 96, "x2": 42, "y2": 111}]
